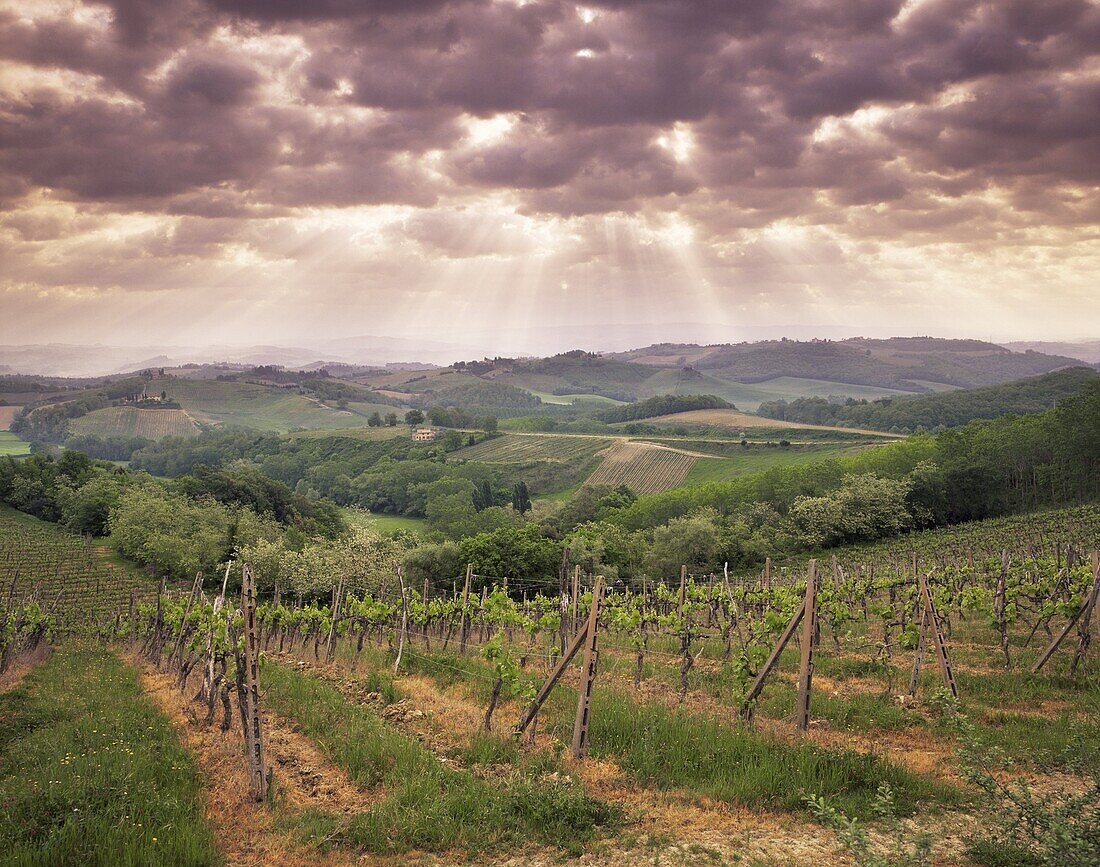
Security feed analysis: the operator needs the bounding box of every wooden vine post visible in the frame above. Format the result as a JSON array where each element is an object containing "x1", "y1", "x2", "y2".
[
  {"x1": 240, "y1": 563, "x2": 267, "y2": 802},
  {"x1": 571, "y1": 575, "x2": 604, "y2": 760},
  {"x1": 911, "y1": 572, "x2": 958, "y2": 699},
  {"x1": 994, "y1": 551, "x2": 1010, "y2": 670},
  {"x1": 739, "y1": 560, "x2": 818, "y2": 724},
  {"x1": 1032, "y1": 551, "x2": 1100, "y2": 674},
  {"x1": 168, "y1": 570, "x2": 203, "y2": 668},
  {"x1": 794, "y1": 560, "x2": 818, "y2": 732},
  {"x1": 458, "y1": 563, "x2": 472, "y2": 654},
  {"x1": 1071, "y1": 553, "x2": 1100, "y2": 674},
  {"x1": 907, "y1": 598, "x2": 928, "y2": 696},
  {"x1": 394, "y1": 567, "x2": 409, "y2": 674}
]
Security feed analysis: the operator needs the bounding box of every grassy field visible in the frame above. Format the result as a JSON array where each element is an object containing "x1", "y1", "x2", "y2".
[
  {"x1": 288, "y1": 426, "x2": 409, "y2": 442},
  {"x1": 525, "y1": 390, "x2": 627, "y2": 407},
  {"x1": 683, "y1": 443, "x2": 873, "y2": 485},
  {"x1": 343, "y1": 507, "x2": 428, "y2": 535},
  {"x1": 646, "y1": 407, "x2": 902, "y2": 437},
  {"x1": 69, "y1": 406, "x2": 200, "y2": 440},
  {"x1": 449, "y1": 432, "x2": 613, "y2": 463},
  {"x1": 0, "y1": 431, "x2": 30, "y2": 456},
  {"x1": 0, "y1": 646, "x2": 219, "y2": 865},
  {"x1": 157, "y1": 379, "x2": 398, "y2": 433},
  {"x1": 635, "y1": 372, "x2": 913, "y2": 411}
]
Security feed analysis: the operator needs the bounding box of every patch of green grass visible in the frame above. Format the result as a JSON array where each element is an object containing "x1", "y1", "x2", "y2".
[
  {"x1": 457, "y1": 732, "x2": 522, "y2": 767},
  {"x1": 0, "y1": 646, "x2": 220, "y2": 866},
  {"x1": 758, "y1": 685, "x2": 919, "y2": 733},
  {"x1": 0, "y1": 431, "x2": 31, "y2": 456},
  {"x1": 967, "y1": 709, "x2": 1100, "y2": 771},
  {"x1": 683, "y1": 444, "x2": 870, "y2": 485},
  {"x1": 545, "y1": 688, "x2": 958, "y2": 818},
  {"x1": 340, "y1": 508, "x2": 427, "y2": 536},
  {"x1": 261, "y1": 660, "x2": 616, "y2": 856}
]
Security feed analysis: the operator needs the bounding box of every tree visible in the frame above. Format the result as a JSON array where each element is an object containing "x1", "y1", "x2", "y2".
[
  {"x1": 405, "y1": 409, "x2": 425, "y2": 427},
  {"x1": 368, "y1": 411, "x2": 382, "y2": 427},
  {"x1": 472, "y1": 479, "x2": 496, "y2": 512},
  {"x1": 385, "y1": 413, "x2": 398, "y2": 426},
  {"x1": 511, "y1": 481, "x2": 532, "y2": 515}
]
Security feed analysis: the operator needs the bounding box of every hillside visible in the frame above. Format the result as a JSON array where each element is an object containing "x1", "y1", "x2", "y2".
[
  {"x1": 757, "y1": 367, "x2": 1098, "y2": 433},
  {"x1": 612, "y1": 337, "x2": 1083, "y2": 390}
]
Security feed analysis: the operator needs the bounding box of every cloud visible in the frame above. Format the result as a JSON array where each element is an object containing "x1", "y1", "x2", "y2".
[{"x1": 0, "y1": 0, "x2": 1096, "y2": 346}]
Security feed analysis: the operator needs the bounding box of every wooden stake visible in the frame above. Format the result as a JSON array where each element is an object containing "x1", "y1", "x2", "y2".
[
  {"x1": 168, "y1": 571, "x2": 204, "y2": 668},
  {"x1": 571, "y1": 564, "x2": 580, "y2": 632},
  {"x1": 1033, "y1": 554, "x2": 1100, "y2": 673},
  {"x1": 394, "y1": 567, "x2": 408, "y2": 674},
  {"x1": 794, "y1": 561, "x2": 818, "y2": 731},
  {"x1": 920, "y1": 574, "x2": 958, "y2": 699},
  {"x1": 459, "y1": 563, "x2": 472, "y2": 654},
  {"x1": 907, "y1": 598, "x2": 928, "y2": 696},
  {"x1": 678, "y1": 565, "x2": 687, "y2": 609},
  {"x1": 1071, "y1": 554, "x2": 1100, "y2": 675},
  {"x1": 740, "y1": 594, "x2": 805, "y2": 715},
  {"x1": 516, "y1": 622, "x2": 590, "y2": 734},
  {"x1": 240, "y1": 563, "x2": 267, "y2": 802},
  {"x1": 994, "y1": 551, "x2": 1010, "y2": 670},
  {"x1": 571, "y1": 575, "x2": 604, "y2": 760}
]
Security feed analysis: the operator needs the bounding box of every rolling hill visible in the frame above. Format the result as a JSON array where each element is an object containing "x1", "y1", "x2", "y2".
[{"x1": 612, "y1": 337, "x2": 1083, "y2": 391}]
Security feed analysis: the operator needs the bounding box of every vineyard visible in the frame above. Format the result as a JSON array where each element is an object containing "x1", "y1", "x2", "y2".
[
  {"x1": 585, "y1": 440, "x2": 698, "y2": 493},
  {"x1": 2, "y1": 506, "x2": 1099, "y2": 865},
  {"x1": 0, "y1": 507, "x2": 155, "y2": 645},
  {"x1": 449, "y1": 432, "x2": 613, "y2": 463},
  {"x1": 69, "y1": 406, "x2": 201, "y2": 440}
]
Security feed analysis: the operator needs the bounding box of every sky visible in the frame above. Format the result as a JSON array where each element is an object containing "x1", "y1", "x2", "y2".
[{"x1": 0, "y1": 0, "x2": 1097, "y2": 355}]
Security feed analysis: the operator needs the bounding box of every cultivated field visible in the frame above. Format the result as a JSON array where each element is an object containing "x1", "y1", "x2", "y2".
[
  {"x1": 2, "y1": 505, "x2": 1099, "y2": 865},
  {"x1": 0, "y1": 405, "x2": 20, "y2": 430},
  {"x1": 70, "y1": 406, "x2": 200, "y2": 440},
  {"x1": 450, "y1": 432, "x2": 613, "y2": 463},
  {"x1": 159, "y1": 379, "x2": 398, "y2": 433},
  {"x1": 646, "y1": 408, "x2": 902, "y2": 437},
  {"x1": 585, "y1": 440, "x2": 697, "y2": 493},
  {"x1": 0, "y1": 506, "x2": 154, "y2": 630}
]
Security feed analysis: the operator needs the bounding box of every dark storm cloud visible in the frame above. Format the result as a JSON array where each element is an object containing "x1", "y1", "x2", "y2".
[{"x1": 0, "y1": 0, "x2": 1096, "y2": 236}]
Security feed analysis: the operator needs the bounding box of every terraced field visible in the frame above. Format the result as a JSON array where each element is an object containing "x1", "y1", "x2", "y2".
[
  {"x1": 449, "y1": 433, "x2": 613, "y2": 463},
  {"x1": 585, "y1": 440, "x2": 697, "y2": 493},
  {"x1": 69, "y1": 406, "x2": 200, "y2": 440}
]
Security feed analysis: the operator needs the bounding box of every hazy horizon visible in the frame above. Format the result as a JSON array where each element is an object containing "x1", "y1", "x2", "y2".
[{"x1": 2, "y1": 1, "x2": 1098, "y2": 348}]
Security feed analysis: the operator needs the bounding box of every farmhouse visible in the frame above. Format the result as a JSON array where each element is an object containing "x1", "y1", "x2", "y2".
[{"x1": 412, "y1": 427, "x2": 436, "y2": 442}]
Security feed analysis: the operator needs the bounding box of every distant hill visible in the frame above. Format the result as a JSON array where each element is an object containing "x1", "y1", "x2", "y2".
[
  {"x1": 611, "y1": 337, "x2": 1084, "y2": 391},
  {"x1": 1002, "y1": 340, "x2": 1100, "y2": 365},
  {"x1": 756, "y1": 367, "x2": 1098, "y2": 433}
]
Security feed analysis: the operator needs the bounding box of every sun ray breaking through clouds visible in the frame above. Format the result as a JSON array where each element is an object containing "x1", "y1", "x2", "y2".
[{"x1": 0, "y1": 0, "x2": 1097, "y2": 352}]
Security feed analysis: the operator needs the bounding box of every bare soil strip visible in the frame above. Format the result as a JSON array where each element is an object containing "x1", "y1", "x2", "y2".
[{"x1": 133, "y1": 654, "x2": 366, "y2": 867}]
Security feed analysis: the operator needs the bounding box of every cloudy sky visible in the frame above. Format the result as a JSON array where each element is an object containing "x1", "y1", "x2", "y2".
[{"x1": 0, "y1": 0, "x2": 1097, "y2": 354}]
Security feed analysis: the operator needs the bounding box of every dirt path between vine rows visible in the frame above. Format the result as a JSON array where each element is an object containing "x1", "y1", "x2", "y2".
[{"x1": 132, "y1": 652, "x2": 369, "y2": 867}]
